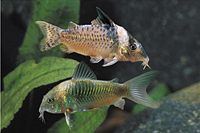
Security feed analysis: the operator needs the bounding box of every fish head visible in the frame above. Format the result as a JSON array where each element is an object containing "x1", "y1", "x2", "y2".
[
  {"x1": 38, "y1": 85, "x2": 63, "y2": 122},
  {"x1": 119, "y1": 33, "x2": 150, "y2": 70},
  {"x1": 39, "y1": 81, "x2": 77, "y2": 122}
]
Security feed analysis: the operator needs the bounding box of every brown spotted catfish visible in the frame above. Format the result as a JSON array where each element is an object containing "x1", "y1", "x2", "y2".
[
  {"x1": 39, "y1": 62, "x2": 160, "y2": 129},
  {"x1": 36, "y1": 7, "x2": 150, "y2": 69}
]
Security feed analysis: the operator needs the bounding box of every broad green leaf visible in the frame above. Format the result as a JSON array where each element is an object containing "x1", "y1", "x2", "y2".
[
  {"x1": 132, "y1": 83, "x2": 171, "y2": 114},
  {"x1": 2, "y1": 57, "x2": 79, "y2": 129},
  {"x1": 48, "y1": 107, "x2": 108, "y2": 133},
  {"x1": 17, "y1": 0, "x2": 80, "y2": 64}
]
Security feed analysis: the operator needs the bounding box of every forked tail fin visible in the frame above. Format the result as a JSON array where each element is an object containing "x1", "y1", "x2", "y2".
[
  {"x1": 36, "y1": 21, "x2": 63, "y2": 51},
  {"x1": 125, "y1": 71, "x2": 160, "y2": 108}
]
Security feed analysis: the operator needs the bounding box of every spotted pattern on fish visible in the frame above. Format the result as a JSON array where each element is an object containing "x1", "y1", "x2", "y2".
[
  {"x1": 36, "y1": 7, "x2": 150, "y2": 68},
  {"x1": 60, "y1": 24, "x2": 118, "y2": 59}
]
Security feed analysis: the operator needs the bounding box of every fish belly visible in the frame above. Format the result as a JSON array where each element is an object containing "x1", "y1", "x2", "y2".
[{"x1": 61, "y1": 25, "x2": 116, "y2": 59}]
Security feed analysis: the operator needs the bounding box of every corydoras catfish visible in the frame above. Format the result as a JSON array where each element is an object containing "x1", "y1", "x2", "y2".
[
  {"x1": 39, "y1": 62, "x2": 160, "y2": 129},
  {"x1": 36, "y1": 7, "x2": 150, "y2": 69}
]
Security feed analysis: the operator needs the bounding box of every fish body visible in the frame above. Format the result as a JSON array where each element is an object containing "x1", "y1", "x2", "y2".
[
  {"x1": 36, "y1": 7, "x2": 150, "y2": 69},
  {"x1": 39, "y1": 62, "x2": 160, "y2": 129}
]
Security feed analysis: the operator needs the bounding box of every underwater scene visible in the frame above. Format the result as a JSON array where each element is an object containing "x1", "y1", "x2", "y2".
[{"x1": 2, "y1": 0, "x2": 200, "y2": 133}]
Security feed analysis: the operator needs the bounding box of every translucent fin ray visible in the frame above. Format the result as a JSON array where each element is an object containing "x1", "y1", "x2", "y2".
[
  {"x1": 113, "y1": 98, "x2": 125, "y2": 110},
  {"x1": 103, "y1": 58, "x2": 118, "y2": 67},
  {"x1": 125, "y1": 71, "x2": 160, "y2": 108},
  {"x1": 91, "y1": 7, "x2": 114, "y2": 28},
  {"x1": 90, "y1": 56, "x2": 103, "y2": 63},
  {"x1": 72, "y1": 62, "x2": 97, "y2": 80},
  {"x1": 60, "y1": 44, "x2": 73, "y2": 53},
  {"x1": 64, "y1": 113, "x2": 76, "y2": 130}
]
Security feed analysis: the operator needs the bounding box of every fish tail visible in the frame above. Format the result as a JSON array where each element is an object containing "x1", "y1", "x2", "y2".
[
  {"x1": 124, "y1": 71, "x2": 160, "y2": 108},
  {"x1": 36, "y1": 21, "x2": 63, "y2": 51}
]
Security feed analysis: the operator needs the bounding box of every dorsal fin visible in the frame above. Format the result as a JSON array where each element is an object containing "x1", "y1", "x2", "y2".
[
  {"x1": 72, "y1": 62, "x2": 97, "y2": 80},
  {"x1": 110, "y1": 78, "x2": 119, "y2": 83},
  {"x1": 68, "y1": 21, "x2": 78, "y2": 29},
  {"x1": 91, "y1": 7, "x2": 114, "y2": 28}
]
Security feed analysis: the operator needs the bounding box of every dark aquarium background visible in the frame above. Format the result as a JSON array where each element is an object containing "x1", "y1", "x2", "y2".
[{"x1": 2, "y1": 0, "x2": 200, "y2": 133}]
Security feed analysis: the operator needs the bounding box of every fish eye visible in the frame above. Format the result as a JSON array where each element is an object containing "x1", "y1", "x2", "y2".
[
  {"x1": 129, "y1": 43, "x2": 137, "y2": 50},
  {"x1": 47, "y1": 97, "x2": 54, "y2": 104}
]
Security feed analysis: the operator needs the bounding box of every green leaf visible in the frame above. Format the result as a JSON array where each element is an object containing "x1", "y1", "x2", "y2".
[
  {"x1": 2, "y1": 57, "x2": 79, "y2": 129},
  {"x1": 47, "y1": 107, "x2": 108, "y2": 133},
  {"x1": 132, "y1": 83, "x2": 171, "y2": 114},
  {"x1": 17, "y1": 0, "x2": 80, "y2": 64}
]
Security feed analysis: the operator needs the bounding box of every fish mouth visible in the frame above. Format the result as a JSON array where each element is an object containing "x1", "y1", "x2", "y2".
[
  {"x1": 141, "y1": 57, "x2": 151, "y2": 70},
  {"x1": 39, "y1": 108, "x2": 45, "y2": 123}
]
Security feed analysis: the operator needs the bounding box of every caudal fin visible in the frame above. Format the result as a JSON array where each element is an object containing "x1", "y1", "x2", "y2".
[
  {"x1": 125, "y1": 71, "x2": 160, "y2": 108},
  {"x1": 36, "y1": 21, "x2": 63, "y2": 51}
]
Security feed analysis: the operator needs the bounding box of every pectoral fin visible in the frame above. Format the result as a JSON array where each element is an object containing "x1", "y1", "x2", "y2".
[
  {"x1": 103, "y1": 58, "x2": 118, "y2": 67},
  {"x1": 90, "y1": 56, "x2": 103, "y2": 63},
  {"x1": 113, "y1": 98, "x2": 125, "y2": 110},
  {"x1": 64, "y1": 113, "x2": 76, "y2": 130}
]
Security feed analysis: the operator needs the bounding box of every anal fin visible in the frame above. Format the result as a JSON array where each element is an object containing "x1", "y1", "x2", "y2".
[
  {"x1": 113, "y1": 98, "x2": 125, "y2": 110},
  {"x1": 90, "y1": 56, "x2": 103, "y2": 63},
  {"x1": 60, "y1": 45, "x2": 73, "y2": 53}
]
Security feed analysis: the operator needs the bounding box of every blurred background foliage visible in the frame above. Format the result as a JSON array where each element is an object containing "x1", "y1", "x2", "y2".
[{"x1": 16, "y1": 0, "x2": 80, "y2": 64}]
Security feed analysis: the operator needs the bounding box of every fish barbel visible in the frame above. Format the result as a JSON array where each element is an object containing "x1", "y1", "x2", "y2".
[
  {"x1": 36, "y1": 7, "x2": 150, "y2": 69},
  {"x1": 39, "y1": 62, "x2": 160, "y2": 129}
]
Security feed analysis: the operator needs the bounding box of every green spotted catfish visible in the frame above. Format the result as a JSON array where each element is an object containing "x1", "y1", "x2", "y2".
[
  {"x1": 36, "y1": 7, "x2": 150, "y2": 69},
  {"x1": 39, "y1": 62, "x2": 160, "y2": 129}
]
